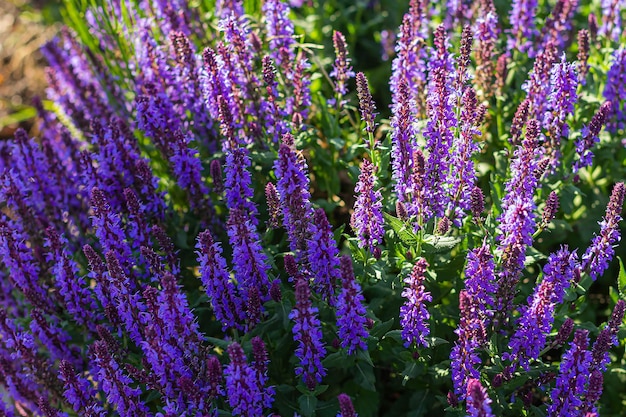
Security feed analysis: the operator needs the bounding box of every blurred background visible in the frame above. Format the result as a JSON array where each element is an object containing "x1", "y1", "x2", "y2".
[{"x1": 1, "y1": 0, "x2": 60, "y2": 140}]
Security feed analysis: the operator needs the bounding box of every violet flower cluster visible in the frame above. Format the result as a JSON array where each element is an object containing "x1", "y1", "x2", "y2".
[{"x1": 1, "y1": 1, "x2": 626, "y2": 416}]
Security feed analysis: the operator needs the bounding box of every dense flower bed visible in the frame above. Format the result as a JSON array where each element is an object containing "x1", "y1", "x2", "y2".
[{"x1": 1, "y1": 0, "x2": 626, "y2": 416}]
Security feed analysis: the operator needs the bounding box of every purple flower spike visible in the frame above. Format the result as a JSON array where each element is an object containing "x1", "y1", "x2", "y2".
[
  {"x1": 289, "y1": 271, "x2": 327, "y2": 389},
  {"x1": 225, "y1": 147, "x2": 259, "y2": 223},
  {"x1": 351, "y1": 159, "x2": 384, "y2": 253},
  {"x1": 400, "y1": 258, "x2": 432, "y2": 348},
  {"x1": 544, "y1": 56, "x2": 578, "y2": 167},
  {"x1": 91, "y1": 341, "x2": 150, "y2": 417},
  {"x1": 507, "y1": 0, "x2": 539, "y2": 55},
  {"x1": 337, "y1": 393, "x2": 358, "y2": 417},
  {"x1": 505, "y1": 247, "x2": 578, "y2": 370},
  {"x1": 450, "y1": 291, "x2": 482, "y2": 399},
  {"x1": 574, "y1": 101, "x2": 612, "y2": 172},
  {"x1": 216, "y1": 0, "x2": 244, "y2": 18},
  {"x1": 356, "y1": 72, "x2": 377, "y2": 134},
  {"x1": 474, "y1": 5, "x2": 499, "y2": 95},
  {"x1": 390, "y1": 2, "x2": 428, "y2": 117},
  {"x1": 262, "y1": 0, "x2": 296, "y2": 71},
  {"x1": 227, "y1": 208, "x2": 271, "y2": 312},
  {"x1": 591, "y1": 299, "x2": 625, "y2": 371},
  {"x1": 307, "y1": 209, "x2": 341, "y2": 301},
  {"x1": 196, "y1": 230, "x2": 246, "y2": 331},
  {"x1": 274, "y1": 134, "x2": 314, "y2": 258},
  {"x1": 336, "y1": 256, "x2": 369, "y2": 355},
  {"x1": 424, "y1": 25, "x2": 456, "y2": 219},
  {"x1": 59, "y1": 360, "x2": 105, "y2": 417},
  {"x1": 547, "y1": 329, "x2": 592, "y2": 417},
  {"x1": 251, "y1": 337, "x2": 275, "y2": 409},
  {"x1": 495, "y1": 120, "x2": 542, "y2": 319},
  {"x1": 466, "y1": 379, "x2": 494, "y2": 417},
  {"x1": 389, "y1": 80, "x2": 418, "y2": 215},
  {"x1": 599, "y1": 0, "x2": 625, "y2": 42},
  {"x1": 330, "y1": 31, "x2": 355, "y2": 101},
  {"x1": 225, "y1": 342, "x2": 265, "y2": 417},
  {"x1": 581, "y1": 182, "x2": 625, "y2": 280},
  {"x1": 604, "y1": 48, "x2": 626, "y2": 132}
]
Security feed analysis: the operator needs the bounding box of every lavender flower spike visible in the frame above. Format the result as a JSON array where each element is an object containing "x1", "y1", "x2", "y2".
[
  {"x1": 581, "y1": 182, "x2": 625, "y2": 280},
  {"x1": 196, "y1": 230, "x2": 247, "y2": 331},
  {"x1": 507, "y1": 0, "x2": 539, "y2": 54},
  {"x1": 91, "y1": 341, "x2": 151, "y2": 417},
  {"x1": 604, "y1": 47, "x2": 626, "y2": 133},
  {"x1": 274, "y1": 134, "x2": 314, "y2": 257},
  {"x1": 423, "y1": 25, "x2": 456, "y2": 219},
  {"x1": 504, "y1": 247, "x2": 578, "y2": 370},
  {"x1": 547, "y1": 329, "x2": 592, "y2": 417},
  {"x1": 224, "y1": 342, "x2": 265, "y2": 417},
  {"x1": 289, "y1": 270, "x2": 327, "y2": 389},
  {"x1": 466, "y1": 379, "x2": 494, "y2": 417},
  {"x1": 573, "y1": 101, "x2": 612, "y2": 173},
  {"x1": 450, "y1": 291, "x2": 481, "y2": 399},
  {"x1": 400, "y1": 258, "x2": 432, "y2": 348},
  {"x1": 584, "y1": 300, "x2": 626, "y2": 413},
  {"x1": 336, "y1": 256, "x2": 369, "y2": 355},
  {"x1": 356, "y1": 72, "x2": 377, "y2": 134},
  {"x1": 330, "y1": 31, "x2": 355, "y2": 103},
  {"x1": 351, "y1": 159, "x2": 384, "y2": 253},
  {"x1": 307, "y1": 209, "x2": 341, "y2": 302}
]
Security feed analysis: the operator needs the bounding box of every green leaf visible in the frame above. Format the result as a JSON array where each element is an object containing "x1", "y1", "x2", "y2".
[
  {"x1": 618, "y1": 256, "x2": 626, "y2": 301},
  {"x1": 427, "y1": 337, "x2": 449, "y2": 348},
  {"x1": 298, "y1": 393, "x2": 318, "y2": 417},
  {"x1": 383, "y1": 212, "x2": 419, "y2": 246},
  {"x1": 421, "y1": 234, "x2": 462, "y2": 254},
  {"x1": 205, "y1": 337, "x2": 231, "y2": 351},
  {"x1": 370, "y1": 318, "x2": 394, "y2": 339}
]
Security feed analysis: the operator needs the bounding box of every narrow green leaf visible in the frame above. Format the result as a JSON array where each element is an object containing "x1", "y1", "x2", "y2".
[
  {"x1": 421, "y1": 234, "x2": 461, "y2": 254},
  {"x1": 383, "y1": 212, "x2": 419, "y2": 246},
  {"x1": 618, "y1": 256, "x2": 626, "y2": 301}
]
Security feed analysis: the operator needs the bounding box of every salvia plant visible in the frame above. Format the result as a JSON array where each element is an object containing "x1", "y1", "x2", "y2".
[{"x1": 2, "y1": 0, "x2": 626, "y2": 416}]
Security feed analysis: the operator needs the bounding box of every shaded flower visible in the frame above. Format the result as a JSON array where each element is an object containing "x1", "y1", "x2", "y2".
[
  {"x1": 289, "y1": 271, "x2": 327, "y2": 389},
  {"x1": 400, "y1": 258, "x2": 432, "y2": 348},
  {"x1": 335, "y1": 256, "x2": 369, "y2": 355},
  {"x1": 547, "y1": 329, "x2": 592, "y2": 417},
  {"x1": 466, "y1": 379, "x2": 494, "y2": 417},
  {"x1": 581, "y1": 182, "x2": 625, "y2": 280},
  {"x1": 351, "y1": 159, "x2": 384, "y2": 253}
]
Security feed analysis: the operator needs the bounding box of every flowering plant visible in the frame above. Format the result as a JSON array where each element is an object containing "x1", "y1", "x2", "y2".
[{"x1": 1, "y1": 0, "x2": 626, "y2": 416}]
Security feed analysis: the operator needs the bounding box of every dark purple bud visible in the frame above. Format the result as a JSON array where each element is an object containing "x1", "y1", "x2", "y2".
[
  {"x1": 210, "y1": 159, "x2": 224, "y2": 193},
  {"x1": 337, "y1": 393, "x2": 357, "y2": 417},
  {"x1": 284, "y1": 254, "x2": 298, "y2": 278},
  {"x1": 447, "y1": 390, "x2": 459, "y2": 407},
  {"x1": 470, "y1": 186, "x2": 484, "y2": 219},
  {"x1": 495, "y1": 54, "x2": 508, "y2": 96},
  {"x1": 541, "y1": 191, "x2": 559, "y2": 227},
  {"x1": 269, "y1": 279, "x2": 282, "y2": 302},
  {"x1": 262, "y1": 56, "x2": 277, "y2": 86},
  {"x1": 510, "y1": 99, "x2": 531, "y2": 143},
  {"x1": 588, "y1": 13, "x2": 598, "y2": 39},
  {"x1": 206, "y1": 355, "x2": 223, "y2": 398},
  {"x1": 492, "y1": 373, "x2": 503, "y2": 388},
  {"x1": 356, "y1": 72, "x2": 377, "y2": 133},
  {"x1": 534, "y1": 157, "x2": 550, "y2": 180},
  {"x1": 553, "y1": 317, "x2": 574, "y2": 347},
  {"x1": 437, "y1": 217, "x2": 450, "y2": 235},
  {"x1": 396, "y1": 201, "x2": 408, "y2": 221},
  {"x1": 265, "y1": 182, "x2": 281, "y2": 229},
  {"x1": 38, "y1": 396, "x2": 62, "y2": 417}
]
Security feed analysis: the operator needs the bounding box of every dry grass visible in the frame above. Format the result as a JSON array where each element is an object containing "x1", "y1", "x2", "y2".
[{"x1": 0, "y1": 0, "x2": 58, "y2": 139}]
